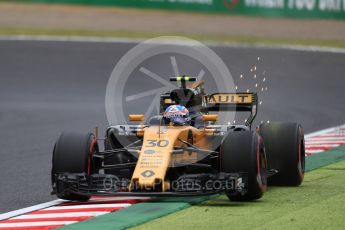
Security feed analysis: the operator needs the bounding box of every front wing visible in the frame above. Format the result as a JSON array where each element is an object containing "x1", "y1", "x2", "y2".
[{"x1": 53, "y1": 172, "x2": 248, "y2": 197}]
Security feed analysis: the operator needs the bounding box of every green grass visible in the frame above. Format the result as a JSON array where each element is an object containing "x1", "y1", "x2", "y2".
[
  {"x1": 1, "y1": 27, "x2": 345, "y2": 49},
  {"x1": 131, "y1": 160, "x2": 345, "y2": 230}
]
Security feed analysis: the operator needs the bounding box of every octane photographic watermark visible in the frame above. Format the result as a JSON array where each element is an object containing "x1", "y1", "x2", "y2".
[
  {"x1": 101, "y1": 175, "x2": 243, "y2": 192},
  {"x1": 105, "y1": 36, "x2": 236, "y2": 126}
]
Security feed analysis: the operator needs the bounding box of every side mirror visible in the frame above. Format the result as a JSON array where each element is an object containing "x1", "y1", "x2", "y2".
[
  {"x1": 202, "y1": 114, "x2": 219, "y2": 122},
  {"x1": 128, "y1": 114, "x2": 145, "y2": 122}
]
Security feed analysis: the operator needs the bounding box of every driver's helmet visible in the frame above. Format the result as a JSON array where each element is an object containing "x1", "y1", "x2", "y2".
[{"x1": 163, "y1": 105, "x2": 190, "y2": 126}]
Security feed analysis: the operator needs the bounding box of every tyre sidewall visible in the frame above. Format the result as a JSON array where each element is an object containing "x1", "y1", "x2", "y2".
[{"x1": 221, "y1": 131, "x2": 267, "y2": 201}]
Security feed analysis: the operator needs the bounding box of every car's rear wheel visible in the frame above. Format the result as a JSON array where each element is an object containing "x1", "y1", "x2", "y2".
[
  {"x1": 52, "y1": 132, "x2": 99, "y2": 201},
  {"x1": 220, "y1": 131, "x2": 267, "y2": 201},
  {"x1": 259, "y1": 122, "x2": 305, "y2": 186}
]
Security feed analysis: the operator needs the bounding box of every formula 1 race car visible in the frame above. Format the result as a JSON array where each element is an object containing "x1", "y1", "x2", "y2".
[{"x1": 51, "y1": 76, "x2": 305, "y2": 201}]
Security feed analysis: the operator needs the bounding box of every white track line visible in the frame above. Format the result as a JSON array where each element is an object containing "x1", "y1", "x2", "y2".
[
  {"x1": 45, "y1": 203, "x2": 131, "y2": 210},
  {"x1": 1, "y1": 35, "x2": 345, "y2": 54},
  {"x1": 305, "y1": 141, "x2": 345, "y2": 145},
  {"x1": 0, "y1": 196, "x2": 149, "y2": 221},
  {"x1": 0, "y1": 221, "x2": 77, "y2": 228},
  {"x1": 305, "y1": 136, "x2": 345, "y2": 142},
  {"x1": 0, "y1": 199, "x2": 65, "y2": 221},
  {"x1": 306, "y1": 150, "x2": 325, "y2": 154},
  {"x1": 11, "y1": 212, "x2": 108, "y2": 219},
  {"x1": 306, "y1": 144, "x2": 339, "y2": 148},
  {"x1": 0, "y1": 35, "x2": 142, "y2": 44},
  {"x1": 89, "y1": 196, "x2": 150, "y2": 201},
  {"x1": 305, "y1": 124, "x2": 345, "y2": 139}
]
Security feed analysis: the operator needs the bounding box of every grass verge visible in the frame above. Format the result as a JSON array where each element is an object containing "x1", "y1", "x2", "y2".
[
  {"x1": 1, "y1": 27, "x2": 345, "y2": 49},
  {"x1": 131, "y1": 160, "x2": 345, "y2": 230}
]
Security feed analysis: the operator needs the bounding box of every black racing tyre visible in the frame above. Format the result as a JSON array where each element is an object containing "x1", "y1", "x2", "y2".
[
  {"x1": 221, "y1": 131, "x2": 267, "y2": 201},
  {"x1": 259, "y1": 122, "x2": 305, "y2": 186},
  {"x1": 52, "y1": 132, "x2": 99, "y2": 201}
]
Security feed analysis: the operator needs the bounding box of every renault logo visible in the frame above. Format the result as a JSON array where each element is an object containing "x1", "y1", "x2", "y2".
[{"x1": 141, "y1": 170, "x2": 155, "y2": 178}]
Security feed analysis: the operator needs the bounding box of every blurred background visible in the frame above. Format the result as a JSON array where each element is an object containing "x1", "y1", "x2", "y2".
[{"x1": 0, "y1": 0, "x2": 344, "y2": 45}]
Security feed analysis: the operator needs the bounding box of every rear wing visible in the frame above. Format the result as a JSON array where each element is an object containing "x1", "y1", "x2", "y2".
[
  {"x1": 203, "y1": 93, "x2": 258, "y2": 127},
  {"x1": 159, "y1": 76, "x2": 258, "y2": 127}
]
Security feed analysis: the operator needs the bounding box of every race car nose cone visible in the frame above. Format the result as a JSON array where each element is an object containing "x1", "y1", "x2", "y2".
[{"x1": 141, "y1": 170, "x2": 155, "y2": 178}]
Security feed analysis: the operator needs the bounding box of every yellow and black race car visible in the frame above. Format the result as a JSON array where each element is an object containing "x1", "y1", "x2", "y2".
[{"x1": 51, "y1": 77, "x2": 305, "y2": 202}]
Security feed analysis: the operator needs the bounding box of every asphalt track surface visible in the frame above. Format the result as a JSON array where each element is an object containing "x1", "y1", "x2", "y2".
[{"x1": 0, "y1": 39, "x2": 345, "y2": 214}]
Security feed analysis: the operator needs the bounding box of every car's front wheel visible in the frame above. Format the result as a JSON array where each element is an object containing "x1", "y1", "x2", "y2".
[{"x1": 52, "y1": 132, "x2": 98, "y2": 201}]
